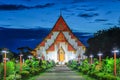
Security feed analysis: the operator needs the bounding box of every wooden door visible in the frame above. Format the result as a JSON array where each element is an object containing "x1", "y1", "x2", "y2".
[{"x1": 58, "y1": 47, "x2": 65, "y2": 62}]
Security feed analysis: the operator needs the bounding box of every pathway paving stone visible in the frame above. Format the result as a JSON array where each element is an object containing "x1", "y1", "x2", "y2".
[{"x1": 36, "y1": 65, "x2": 85, "y2": 80}]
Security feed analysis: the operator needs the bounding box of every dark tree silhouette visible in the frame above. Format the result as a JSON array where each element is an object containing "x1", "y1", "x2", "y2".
[
  {"x1": 17, "y1": 46, "x2": 33, "y2": 60},
  {"x1": 86, "y1": 26, "x2": 120, "y2": 58},
  {"x1": 0, "y1": 48, "x2": 14, "y2": 62}
]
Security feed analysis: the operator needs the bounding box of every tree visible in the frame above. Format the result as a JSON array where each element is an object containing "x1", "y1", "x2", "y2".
[
  {"x1": 0, "y1": 48, "x2": 14, "y2": 62},
  {"x1": 17, "y1": 46, "x2": 33, "y2": 60},
  {"x1": 86, "y1": 26, "x2": 120, "y2": 58}
]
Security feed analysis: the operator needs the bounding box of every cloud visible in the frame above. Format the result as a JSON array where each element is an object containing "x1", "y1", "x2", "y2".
[
  {"x1": 23, "y1": 0, "x2": 31, "y2": 1},
  {"x1": 80, "y1": 5, "x2": 89, "y2": 7},
  {"x1": 104, "y1": 23, "x2": 114, "y2": 25},
  {"x1": 0, "y1": 25, "x2": 12, "y2": 27},
  {"x1": 78, "y1": 12, "x2": 99, "y2": 18},
  {"x1": 106, "y1": 11, "x2": 112, "y2": 14},
  {"x1": 0, "y1": 27, "x2": 51, "y2": 52},
  {"x1": 61, "y1": 7, "x2": 71, "y2": 12},
  {"x1": 76, "y1": 8, "x2": 97, "y2": 11},
  {"x1": 84, "y1": 8, "x2": 98, "y2": 11},
  {"x1": 95, "y1": 19, "x2": 108, "y2": 22},
  {"x1": 0, "y1": 3, "x2": 54, "y2": 10},
  {"x1": 72, "y1": 0, "x2": 85, "y2": 3},
  {"x1": 73, "y1": 31, "x2": 93, "y2": 46},
  {"x1": 0, "y1": 27, "x2": 92, "y2": 52},
  {"x1": 0, "y1": 5, "x2": 29, "y2": 10},
  {"x1": 34, "y1": 3, "x2": 54, "y2": 8},
  {"x1": 0, "y1": 27, "x2": 51, "y2": 40}
]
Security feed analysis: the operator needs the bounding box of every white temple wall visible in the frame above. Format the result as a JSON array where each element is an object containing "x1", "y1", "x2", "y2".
[
  {"x1": 37, "y1": 45, "x2": 85, "y2": 62},
  {"x1": 36, "y1": 31, "x2": 86, "y2": 63},
  {"x1": 47, "y1": 51, "x2": 58, "y2": 62},
  {"x1": 45, "y1": 42, "x2": 78, "y2": 63}
]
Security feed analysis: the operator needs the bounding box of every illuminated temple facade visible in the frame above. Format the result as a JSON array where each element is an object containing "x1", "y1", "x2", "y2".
[{"x1": 31, "y1": 16, "x2": 86, "y2": 64}]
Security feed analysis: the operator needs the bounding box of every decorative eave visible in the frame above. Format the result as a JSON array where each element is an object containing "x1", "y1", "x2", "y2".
[
  {"x1": 46, "y1": 43, "x2": 55, "y2": 52},
  {"x1": 45, "y1": 32, "x2": 53, "y2": 40},
  {"x1": 82, "y1": 46, "x2": 86, "y2": 51},
  {"x1": 55, "y1": 31, "x2": 67, "y2": 43},
  {"x1": 51, "y1": 15, "x2": 71, "y2": 31},
  {"x1": 69, "y1": 33, "x2": 76, "y2": 39},
  {"x1": 31, "y1": 50, "x2": 37, "y2": 56},
  {"x1": 31, "y1": 15, "x2": 86, "y2": 56},
  {"x1": 77, "y1": 40, "x2": 84, "y2": 46},
  {"x1": 69, "y1": 31, "x2": 85, "y2": 47},
  {"x1": 67, "y1": 42, "x2": 76, "y2": 51},
  {"x1": 39, "y1": 40, "x2": 45, "y2": 46}
]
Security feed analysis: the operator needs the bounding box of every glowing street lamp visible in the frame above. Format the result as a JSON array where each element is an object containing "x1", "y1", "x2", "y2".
[
  {"x1": 37, "y1": 57, "x2": 41, "y2": 61},
  {"x1": 28, "y1": 55, "x2": 32, "y2": 60},
  {"x1": 98, "y1": 51, "x2": 103, "y2": 64},
  {"x1": 2, "y1": 49, "x2": 9, "y2": 80},
  {"x1": 112, "y1": 47, "x2": 119, "y2": 76},
  {"x1": 19, "y1": 54, "x2": 23, "y2": 72},
  {"x1": 89, "y1": 54, "x2": 93, "y2": 64}
]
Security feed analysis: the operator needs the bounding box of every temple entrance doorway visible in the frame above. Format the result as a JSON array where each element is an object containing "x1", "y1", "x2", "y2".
[{"x1": 58, "y1": 47, "x2": 65, "y2": 64}]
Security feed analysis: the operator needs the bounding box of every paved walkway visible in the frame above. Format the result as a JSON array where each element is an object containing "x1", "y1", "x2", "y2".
[{"x1": 36, "y1": 65, "x2": 85, "y2": 80}]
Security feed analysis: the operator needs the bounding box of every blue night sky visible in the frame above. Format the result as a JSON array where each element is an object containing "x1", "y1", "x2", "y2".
[{"x1": 0, "y1": 0, "x2": 120, "y2": 52}]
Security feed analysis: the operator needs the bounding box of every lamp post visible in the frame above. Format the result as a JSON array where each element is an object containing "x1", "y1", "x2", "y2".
[
  {"x1": 19, "y1": 54, "x2": 23, "y2": 72},
  {"x1": 89, "y1": 54, "x2": 93, "y2": 64},
  {"x1": 78, "y1": 54, "x2": 81, "y2": 63},
  {"x1": 98, "y1": 51, "x2": 103, "y2": 64},
  {"x1": 112, "y1": 47, "x2": 119, "y2": 76},
  {"x1": 28, "y1": 55, "x2": 32, "y2": 60},
  {"x1": 2, "y1": 49, "x2": 8, "y2": 80},
  {"x1": 37, "y1": 57, "x2": 41, "y2": 62}
]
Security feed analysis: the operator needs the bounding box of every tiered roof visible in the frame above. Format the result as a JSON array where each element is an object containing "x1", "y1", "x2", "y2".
[
  {"x1": 45, "y1": 32, "x2": 52, "y2": 39},
  {"x1": 39, "y1": 40, "x2": 45, "y2": 46},
  {"x1": 55, "y1": 32, "x2": 67, "y2": 43},
  {"x1": 32, "y1": 15, "x2": 85, "y2": 56},
  {"x1": 67, "y1": 42, "x2": 76, "y2": 51},
  {"x1": 46, "y1": 43, "x2": 55, "y2": 52},
  {"x1": 52, "y1": 16, "x2": 71, "y2": 31}
]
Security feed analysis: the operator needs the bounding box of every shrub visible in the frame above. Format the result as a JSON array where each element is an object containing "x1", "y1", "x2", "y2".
[
  {"x1": 69, "y1": 60, "x2": 78, "y2": 69},
  {"x1": 22, "y1": 63, "x2": 30, "y2": 72},
  {"x1": 6, "y1": 61, "x2": 15, "y2": 76},
  {"x1": 30, "y1": 68, "x2": 39, "y2": 75},
  {"x1": 20, "y1": 71, "x2": 30, "y2": 78},
  {"x1": 102, "y1": 74, "x2": 116, "y2": 80},
  {"x1": 102, "y1": 58, "x2": 114, "y2": 73},
  {"x1": 6, "y1": 74, "x2": 21, "y2": 80},
  {"x1": 79, "y1": 59, "x2": 90, "y2": 72},
  {"x1": 41, "y1": 60, "x2": 47, "y2": 70},
  {"x1": 31, "y1": 61, "x2": 39, "y2": 68},
  {"x1": 0, "y1": 63, "x2": 4, "y2": 80},
  {"x1": 117, "y1": 58, "x2": 120, "y2": 77},
  {"x1": 47, "y1": 60, "x2": 55, "y2": 69}
]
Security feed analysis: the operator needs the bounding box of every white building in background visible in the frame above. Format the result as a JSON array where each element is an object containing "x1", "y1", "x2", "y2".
[{"x1": 31, "y1": 15, "x2": 86, "y2": 64}]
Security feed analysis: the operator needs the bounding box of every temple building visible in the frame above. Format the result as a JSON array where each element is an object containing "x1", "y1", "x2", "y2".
[{"x1": 31, "y1": 15, "x2": 86, "y2": 64}]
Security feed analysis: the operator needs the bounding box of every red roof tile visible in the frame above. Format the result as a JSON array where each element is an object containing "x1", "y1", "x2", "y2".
[
  {"x1": 39, "y1": 41, "x2": 45, "y2": 46},
  {"x1": 55, "y1": 32, "x2": 67, "y2": 43},
  {"x1": 46, "y1": 33, "x2": 52, "y2": 39},
  {"x1": 77, "y1": 40, "x2": 83, "y2": 46},
  {"x1": 69, "y1": 33, "x2": 76, "y2": 39},
  {"x1": 68, "y1": 43, "x2": 76, "y2": 51},
  {"x1": 46, "y1": 44, "x2": 55, "y2": 51},
  {"x1": 52, "y1": 16, "x2": 71, "y2": 31}
]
